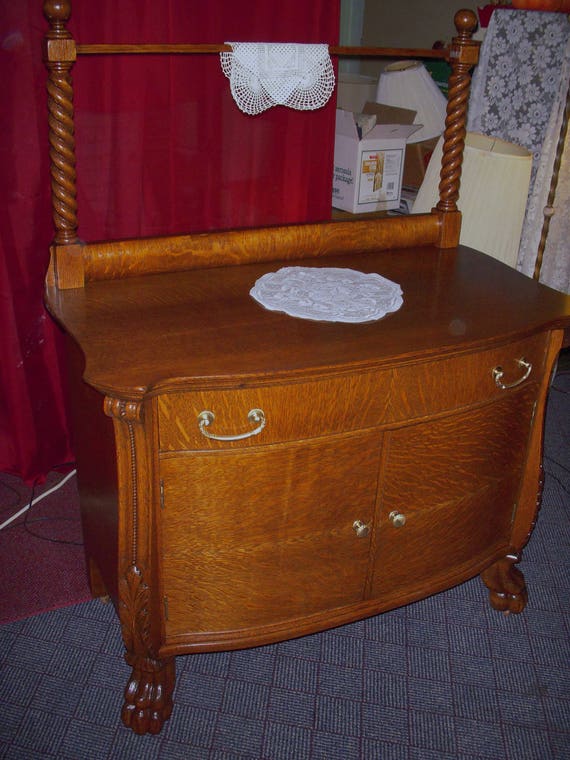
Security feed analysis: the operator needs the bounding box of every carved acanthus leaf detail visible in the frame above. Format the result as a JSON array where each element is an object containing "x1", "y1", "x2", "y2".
[{"x1": 119, "y1": 564, "x2": 153, "y2": 657}]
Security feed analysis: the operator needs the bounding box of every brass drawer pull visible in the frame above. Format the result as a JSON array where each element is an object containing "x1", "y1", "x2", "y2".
[
  {"x1": 492, "y1": 357, "x2": 532, "y2": 390},
  {"x1": 197, "y1": 408, "x2": 266, "y2": 441}
]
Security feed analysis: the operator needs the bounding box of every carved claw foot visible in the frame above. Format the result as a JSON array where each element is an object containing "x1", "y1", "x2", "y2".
[
  {"x1": 121, "y1": 654, "x2": 176, "y2": 734},
  {"x1": 481, "y1": 555, "x2": 528, "y2": 614}
]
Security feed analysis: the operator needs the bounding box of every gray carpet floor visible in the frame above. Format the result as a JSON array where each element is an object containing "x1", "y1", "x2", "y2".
[{"x1": 1, "y1": 372, "x2": 569, "y2": 760}]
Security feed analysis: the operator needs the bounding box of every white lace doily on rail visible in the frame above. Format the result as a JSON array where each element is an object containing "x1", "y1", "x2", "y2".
[
  {"x1": 220, "y1": 43, "x2": 335, "y2": 115},
  {"x1": 250, "y1": 267, "x2": 403, "y2": 323}
]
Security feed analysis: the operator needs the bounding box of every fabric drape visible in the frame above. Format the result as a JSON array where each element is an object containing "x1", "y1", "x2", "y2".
[{"x1": 0, "y1": 0, "x2": 340, "y2": 482}]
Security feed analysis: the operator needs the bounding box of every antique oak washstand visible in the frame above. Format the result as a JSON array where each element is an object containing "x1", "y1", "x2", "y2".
[{"x1": 42, "y1": 2, "x2": 570, "y2": 734}]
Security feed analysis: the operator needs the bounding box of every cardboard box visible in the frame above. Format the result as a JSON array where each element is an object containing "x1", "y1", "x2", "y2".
[
  {"x1": 332, "y1": 103, "x2": 421, "y2": 214},
  {"x1": 337, "y1": 73, "x2": 378, "y2": 114}
]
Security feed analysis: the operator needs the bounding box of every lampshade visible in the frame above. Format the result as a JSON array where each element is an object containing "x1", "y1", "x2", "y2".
[
  {"x1": 413, "y1": 132, "x2": 533, "y2": 268},
  {"x1": 375, "y1": 60, "x2": 447, "y2": 143}
]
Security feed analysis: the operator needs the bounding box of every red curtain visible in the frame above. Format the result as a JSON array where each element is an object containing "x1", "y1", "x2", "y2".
[{"x1": 1, "y1": 0, "x2": 340, "y2": 482}]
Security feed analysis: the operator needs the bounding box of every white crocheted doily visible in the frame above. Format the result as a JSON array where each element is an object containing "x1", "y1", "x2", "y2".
[
  {"x1": 220, "y1": 43, "x2": 335, "y2": 115},
  {"x1": 250, "y1": 267, "x2": 403, "y2": 323}
]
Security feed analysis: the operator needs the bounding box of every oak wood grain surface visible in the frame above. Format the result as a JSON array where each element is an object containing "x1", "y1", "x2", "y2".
[
  {"x1": 160, "y1": 431, "x2": 379, "y2": 637},
  {"x1": 156, "y1": 332, "x2": 547, "y2": 451},
  {"x1": 372, "y1": 389, "x2": 536, "y2": 600},
  {"x1": 46, "y1": 245, "x2": 570, "y2": 397}
]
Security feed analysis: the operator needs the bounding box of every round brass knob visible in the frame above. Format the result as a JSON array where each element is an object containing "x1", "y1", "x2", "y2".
[
  {"x1": 389, "y1": 510, "x2": 406, "y2": 528},
  {"x1": 352, "y1": 520, "x2": 370, "y2": 538}
]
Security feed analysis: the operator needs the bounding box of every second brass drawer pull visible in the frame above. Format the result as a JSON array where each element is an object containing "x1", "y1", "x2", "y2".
[
  {"x1": 197, "y1": 408, "x2": 266, "y2": 441},
  {"x1": 492, "y1": 357, "x2": 532, "y2": 390}
]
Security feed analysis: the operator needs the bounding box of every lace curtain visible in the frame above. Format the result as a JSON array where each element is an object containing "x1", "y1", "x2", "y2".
[{"x1": 467, "y1": 9, "x2": 570, "y2": 294}]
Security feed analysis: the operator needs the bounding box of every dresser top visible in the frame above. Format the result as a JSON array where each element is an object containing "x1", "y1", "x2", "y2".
[{"x1": 46, "y1": 245, "x2": 570, "y2": 398}]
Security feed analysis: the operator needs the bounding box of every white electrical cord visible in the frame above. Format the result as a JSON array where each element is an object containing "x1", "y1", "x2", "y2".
[{"x1": 0, "y1": 469, "x2": 77, "y2": 532}]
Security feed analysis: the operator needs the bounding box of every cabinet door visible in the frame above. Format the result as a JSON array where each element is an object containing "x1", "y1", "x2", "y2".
[
  {"x1": 160, "y1": 430, "x2": 381, "y2": 641},
  {"x1": 370, "y1": 389, "x2": 537, "y2": 604}
]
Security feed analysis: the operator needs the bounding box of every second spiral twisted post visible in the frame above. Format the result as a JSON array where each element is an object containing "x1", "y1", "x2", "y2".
[{"x1": 437, "y1": 10, "x2": 479, "y2": 215}]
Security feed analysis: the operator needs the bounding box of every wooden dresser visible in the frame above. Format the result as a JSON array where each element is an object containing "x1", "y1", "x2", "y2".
[
  {"x1": 48, "y1": 244, "x2": 570, "y2": 733},
  {"x1": 42, "y1": 2, "x2": 570, "y2": 735}
]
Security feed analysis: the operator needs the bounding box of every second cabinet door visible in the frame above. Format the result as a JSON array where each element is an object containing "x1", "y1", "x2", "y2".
[
  {"x1": 160, "y1": 430, "x2": 382, "y2": 642},
  {"x1": 370, "y1": 389, "x2": 537, "y2": 604}
]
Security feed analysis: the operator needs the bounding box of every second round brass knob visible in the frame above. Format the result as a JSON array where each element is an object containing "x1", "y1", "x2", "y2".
[{"x1": 389, "y1": 510, "x2": 406, "y2": 528}]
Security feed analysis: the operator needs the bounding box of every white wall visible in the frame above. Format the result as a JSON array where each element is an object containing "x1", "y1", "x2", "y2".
[
  {"x1": 362, "y1": 0, "x2": 478, "y2": 49},
  {"x1": 342, "y1": 0, "x2": 478, "y2": 79}
]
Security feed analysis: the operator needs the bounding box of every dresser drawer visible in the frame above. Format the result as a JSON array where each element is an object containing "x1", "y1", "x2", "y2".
[
  {"x1": 157, "y1": 371, "x2": 392, "y2": 450},
  {"x1": 157, "y1": 334, "x2": 548, "y2": 451},
  {"x1": 392, "y1": 333, "x2": 548, "y2": 421}
]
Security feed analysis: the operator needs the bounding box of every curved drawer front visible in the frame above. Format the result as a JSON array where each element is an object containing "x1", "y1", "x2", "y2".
[
  {"x1": 158, "y1": 371, "x2": 392, "y2": 450},
  {"x1": 391, "y1": 333, "x2": 547, "y2": 421},
  {"x1": 157, "y1": 333, "x2": 548, "y2": 451}
]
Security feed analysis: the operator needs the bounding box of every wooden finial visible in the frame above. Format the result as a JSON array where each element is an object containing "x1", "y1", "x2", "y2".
[
  {"x1": 43, "y1": 0, "x2": 72, "y2": 38},
  {"x1": 454, "y1": 9, "x2": 478, "y2": 39}
]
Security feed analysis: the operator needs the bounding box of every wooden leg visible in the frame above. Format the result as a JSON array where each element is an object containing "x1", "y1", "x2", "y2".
[
  {"x1": 121, "y1": 653, "x2": 176, "y2": 735},
  {"x1": 481, "y1": 555, "x2": 528, "y2": 614}
]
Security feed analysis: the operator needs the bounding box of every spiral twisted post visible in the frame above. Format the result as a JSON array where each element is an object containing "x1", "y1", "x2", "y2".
[
  {"x1": 43, "y1": 0, "x2": 78, "y2": 246},
  {"x1": 437, "y1": 10, "x2": 479, "y2": 215}
]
